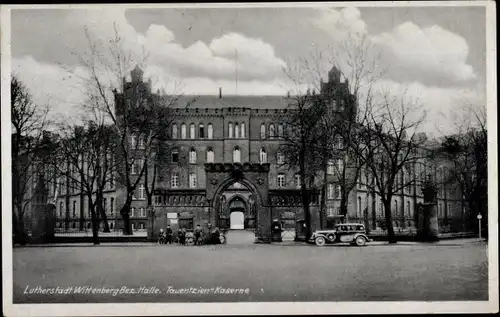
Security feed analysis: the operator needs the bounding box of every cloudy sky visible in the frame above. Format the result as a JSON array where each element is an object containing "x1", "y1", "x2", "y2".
[{"x1": 10, "y1": 5, "x2": 487, "y2": 135}]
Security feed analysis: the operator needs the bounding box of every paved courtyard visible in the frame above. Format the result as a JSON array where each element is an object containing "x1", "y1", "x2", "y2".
[{"x1": 13, "y1": 235, "x2": 488, "y2": 303}]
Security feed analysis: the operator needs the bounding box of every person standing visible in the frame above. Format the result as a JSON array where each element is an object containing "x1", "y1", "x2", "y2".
[
  {"x1": 194, "y1": 224, "x2": 203, "y2": 245},
  {"x1": 165, "y1": 225, "x2": 173, "y2": 244}
]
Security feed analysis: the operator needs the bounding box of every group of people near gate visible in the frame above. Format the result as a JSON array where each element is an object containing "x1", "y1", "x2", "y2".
[{"x1": 157, "y1": 223, "x2": 222, "y2": 245}]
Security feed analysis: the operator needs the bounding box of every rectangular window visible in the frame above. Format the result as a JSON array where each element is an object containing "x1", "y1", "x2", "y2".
[
  {"x1": 336, "y1": 159, "x2": 343, "y2": 174},
  {"x1": 199, "y1": 126, "x2": 205, "y2": 139},
  {"x1": 138, "y1": 136, "x2": 145, "y2": 149},
  {"x1": 277, "y1": 174, "x2": 285, "y2": 188},
  {"x1": 132, "y1": 189, "x2": 137, "y2": 200},
  {"x1": 189, "y1": 173, "x2": 197, "y2": 188},
  {"x1": 154, "y1": 195, "x2": 162, "y2": 206},
  {"x1": 110, "y1": 197, "x2": 114, "y2": 217},
  {"x1": 178, "y1": 218, "x2": 194, "y2": 230},
  {"x1": 337, "y1": 185, "x2": 342, "y2": 199},
  {"x1": 327, "y1": 183, "x2": 334, "y2": 199},
  {"x1": 131, "y1": 207, "x2": 136, "y2": 217},
  {"x1": 171, "y1": 150, "x2": 179, "y2": 163},
  {"x1": 72, "y1": 201, "x2": 77, "y2": 218},
  {"x1": 138, "y1": 184, "x2": 145, "y2": 200},
  {"x1": 132, "y1": 223, "x2": 136, "y2": 231},
  {"x1": 129, "y1": 135, "x2": 136, "y2": 149},
  {"x1": 295, "y1": 174, "x2": 301, "y2": 189},
  {"x1": 327, "y1": 161, "x2": 334, "y2": 175},
  {"x1": 171, "y1": 173, "x2": 179, "y2": 188},
  {"x1": 277, "y1": 152, "x2": 285, "y2": 165},
  {"x1": 140, "y1": 207, "x2": 146, "y2": 217},
  {"x1": 327, "y1": 206, "x2": 335, "y2": 217},
  {"x1": 103, "y1": 198, "x2": 107, "y2": 215}
]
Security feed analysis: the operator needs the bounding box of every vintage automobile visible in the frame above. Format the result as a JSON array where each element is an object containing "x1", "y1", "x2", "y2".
[{"x1": 308, "y1": 223, "x2": 372, "y2": 246}]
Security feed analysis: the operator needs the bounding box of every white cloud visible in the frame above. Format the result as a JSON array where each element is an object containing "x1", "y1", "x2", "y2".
[
  {"x1": 74, "y1": 8, "x2": 286, "y2": 82},
  {"x1": 12, "y1": 56, "x2": 88, "y2": 123},
  {"x1": 362, "y1": 79, "x2": 485, "y2": 137},
  {"x1": 313, "y1": 7, "x2": 367, "y2": 40},
  {"x1": 372, "y1": 22, "x2": 476, "y2": 84},
  {"x1": 313, "y1": 9, "x2": 476, "y2": 87}
]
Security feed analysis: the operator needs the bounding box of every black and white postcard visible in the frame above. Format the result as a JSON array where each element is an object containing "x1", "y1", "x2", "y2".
[{"x1": 1, "y1": 2, "x2": 497, "y2": 316}]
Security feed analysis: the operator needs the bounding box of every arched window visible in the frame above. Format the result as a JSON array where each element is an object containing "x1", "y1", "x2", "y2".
[
  {"x1": 278, "y1": 124, "x2": 284, "y2": 138},
  {"x1": 235, "y1": 123, "x2": 239, "y2": 138},
  {"x1": 228, "y1": 122, "x2": 233, "y2": 138},
  {"x1": 206, "y1": 148, "x2": 215, "y2": 163},
  {"x1": 190, "y1": 123, "x2": 195, "y2": 139},
  {"x1": 269, "y1": 124, "x2": 275, "y2": 138},
  {"x1": 260, "y1": 124, "x2": 266, "y2": 139},
  {"x1": 259, "y1": 148, "x2": 267, "y2": 163},
  {"x1": 172, "y1": 124, "x2": 178, "y2": 139},
  {"x1": 240, "y1": 123, "x2": 246, "y2": 138},
  {"x1": 199, "y1": 123, "x2": 205, "y2": 139},
  {"x1": 181, "y1": 124, "x2": 187, "y2": 139},
  {"x1": 233, "y1": 147, "x2": 241, "y2": 163},
  {"x1": 208, "y1": 123, "x2": 214, "y2": 139},
  {"x1": 189, "y1": 148, "x2": 197, "y2": 164}
]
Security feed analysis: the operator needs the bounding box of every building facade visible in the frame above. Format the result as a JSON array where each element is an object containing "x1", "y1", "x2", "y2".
[{"x1": 42, "y1": 66, "x2": 465, "y2": 242}]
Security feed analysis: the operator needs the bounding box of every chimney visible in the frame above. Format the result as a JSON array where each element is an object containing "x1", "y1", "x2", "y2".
[{"x1": 219, "y1": 87, "x2": 222, "y2": 99}]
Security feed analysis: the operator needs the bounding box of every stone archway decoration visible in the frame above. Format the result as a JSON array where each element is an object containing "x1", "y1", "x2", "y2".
[{"x1": 205, "y1": 163, "x2": 271, "y2": 243}]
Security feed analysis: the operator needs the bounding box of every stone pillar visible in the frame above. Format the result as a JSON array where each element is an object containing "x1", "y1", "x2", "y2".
[
  {"x1": 31, "y1": 204, "x2": 55, "y2": 243},
  {"x1": 255, "y1": 206, "x2": 271, "y2": 243},
  {"x1": 417, "y1": 203, "x2": 439, "y2": 242}
]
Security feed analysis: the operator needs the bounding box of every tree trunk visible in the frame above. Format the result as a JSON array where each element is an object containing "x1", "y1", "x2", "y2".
[
  {"x1": 15, "y1": 203, "x2": 27, "y2": 245},
  {"x1": 120, "y1": 196, "x2": 133, "y2": 235},
  {"x1": 340, "y1": 196, "x2": 348, "y2": 223},
  {"x1": 383, "y1": 199, "x2": 397, "y2": 243},
  {"x1": 320, "y1": 184, "x2": 326, "y2": 230},
  {"x1": 90, "y1": 206, "x2": 100, "y2": 245},
  {"x1": 79, "y1": 193, "x2": 85, "y2": 231}
]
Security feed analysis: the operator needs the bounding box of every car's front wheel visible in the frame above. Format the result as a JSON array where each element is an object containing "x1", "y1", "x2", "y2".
[
  {"x1": 355, "y1": 236, "x2": 367, "y2": 246},
  {"x1": 315, "y1": 236, "x2": 326, "y2": 246}
]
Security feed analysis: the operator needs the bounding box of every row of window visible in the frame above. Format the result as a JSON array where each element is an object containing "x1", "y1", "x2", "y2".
[
  {"x1": 260, "y1": 123, "x2": 284, "y2": 139},
  {"x1": 58, "y1": 197, "x2": 116, "y2": 219},
  {"x1": 168, "y1": 173, "x2": 302, "y2": 189},
  {"x1": 170, "y1": 147, "x2": 286, "y2": 165},
  {"x1": 172, "y1": 123, "x2": 214, "y2": 139}
]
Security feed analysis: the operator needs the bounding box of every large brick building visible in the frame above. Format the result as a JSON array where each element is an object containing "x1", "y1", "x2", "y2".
[{"x1": 46, "y1": 65, "x2": 466, "y2": 242}]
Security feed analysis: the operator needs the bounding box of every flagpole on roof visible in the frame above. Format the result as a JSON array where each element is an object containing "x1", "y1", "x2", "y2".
[{"x1": 235, "y1": 49, "x2": 238, "y2": 96}]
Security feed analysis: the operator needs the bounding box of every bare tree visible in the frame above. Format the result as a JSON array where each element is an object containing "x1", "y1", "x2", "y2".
[
  {"x1": 66, "y1": 23, "x2": 189, "y2": 235},
  {"x1": 355, "y1": 90, "x2": 428, "y2": 243},
  {"x1": 318, "y1": 32, "x2": 386, "y2": 223},
  {"x1": 438, "y1": 103, "x2": 487, "y2": 235},
  {"x1": 11, "y1": 75, "x2": 51, "y2": 245},
  {"x1": 278, "y1": 59, "x2": 325, "y2": 239},
  {"x1": 52, "y1": 120, "x2": 119, "y2": 245}
]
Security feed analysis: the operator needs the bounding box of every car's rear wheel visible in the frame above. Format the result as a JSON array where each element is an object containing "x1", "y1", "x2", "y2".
[
  {"x1": 355, "y1": 236, "x2": 366, "y2": 246},
  {"x1": 315, "y1": 236, "x2": 326, "y2": 246}
]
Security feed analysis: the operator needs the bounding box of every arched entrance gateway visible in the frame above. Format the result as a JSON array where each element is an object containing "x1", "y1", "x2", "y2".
[{"x1": 205, "y1": 163, "x2": 272, "y2": 243}]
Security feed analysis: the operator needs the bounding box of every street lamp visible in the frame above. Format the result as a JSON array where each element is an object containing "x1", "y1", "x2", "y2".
[{"x1": 477, "y1": 213, "x2": 483, "y2": 241}]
